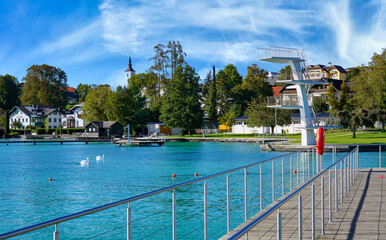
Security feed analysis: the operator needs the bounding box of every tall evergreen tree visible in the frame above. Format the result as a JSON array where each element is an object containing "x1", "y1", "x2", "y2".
[
  {"x1": 0, "y1": 74, "x2": 20, "y2": 134},
  {"x1": 339, "y1": 80, "x2": 349, "y2": 110},
  {"x1": 207, "y1": 65, "x2": 217, "y2": 118},
  {"x1": 160, "y1": 65, "x2": 203, "y2": 134},
  {"x1": 216, "y1": 64, "x2": 242, "y2": 115}
]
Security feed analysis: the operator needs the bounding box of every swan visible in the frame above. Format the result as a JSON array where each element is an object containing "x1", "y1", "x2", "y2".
[
  {"x1": 96, "y1": 154, "x2": 104, "y2": 161},
  {"x1": 80, "y1": 157, "x2": 90, "y2": 166}
]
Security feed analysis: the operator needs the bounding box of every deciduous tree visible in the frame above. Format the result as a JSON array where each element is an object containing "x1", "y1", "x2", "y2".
[
  {"x1": 20, "y1": 64, "x2": 68, "y2": 108},
  {"x1": 82, "y1": 85, "x2": 112, "y2": 122}
]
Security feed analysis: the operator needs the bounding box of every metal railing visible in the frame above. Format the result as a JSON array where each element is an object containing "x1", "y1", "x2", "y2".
[
  {"x1": 267, "y1": 96, "x2": 300, "y2": 107},
  {"x1": 228, "y1": 146, "x2": 359, "y2": 239},
  {"x1": 0, "y1": 147, "x2": 320, "y2": 240},
  {"x1": 258, "y1": 46, "x2": 305, "y2": 60}
]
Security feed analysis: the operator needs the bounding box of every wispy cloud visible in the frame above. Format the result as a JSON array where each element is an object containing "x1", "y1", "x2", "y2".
[{"x1": 24, "y1": 0, "x2": 386, "y2": 86}]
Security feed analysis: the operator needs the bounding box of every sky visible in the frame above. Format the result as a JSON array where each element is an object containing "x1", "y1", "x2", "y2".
[{"x1": 0, "y1": 0, "x2": 385, "y2": 88}]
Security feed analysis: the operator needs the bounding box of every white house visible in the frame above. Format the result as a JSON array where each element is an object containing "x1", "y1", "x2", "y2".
[
  {"x1": 62, "y1": 102, "x2": 84, "y2": 128},
  {"x1": 9, "y1": 105, "x2": 64, "y2": 129}
]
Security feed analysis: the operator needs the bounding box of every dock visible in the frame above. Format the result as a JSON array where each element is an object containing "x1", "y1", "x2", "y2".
[
  {"x1": 0, "y1": 139, "x2": 112, "y2": 145},
  {"x1": 221, "y1": 168, "x2": 386, "y2": 239},
  {"x1": 115, "y1": 138, "x2": 166, "y2": 147}
]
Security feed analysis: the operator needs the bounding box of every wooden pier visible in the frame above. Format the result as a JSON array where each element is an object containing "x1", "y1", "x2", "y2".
[
  {"x1": 221, "y1": 168, "x2": 386, "y2": 239},
  {"x1": 0, "y1": 139, "x2": 112, "y2": 145},
  {"x1": 116, "y1": 138, "x2": 166, "y2": 147}
]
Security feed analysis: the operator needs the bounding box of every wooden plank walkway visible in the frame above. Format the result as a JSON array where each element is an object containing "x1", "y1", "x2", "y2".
[{"x1": 221, "y1": 168, "x2": 386, "y2": 240}]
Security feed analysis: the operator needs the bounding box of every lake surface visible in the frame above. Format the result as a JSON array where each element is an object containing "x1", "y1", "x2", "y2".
[{"x1": 0, "y1": 142, "x2": 383, "y2": 239}]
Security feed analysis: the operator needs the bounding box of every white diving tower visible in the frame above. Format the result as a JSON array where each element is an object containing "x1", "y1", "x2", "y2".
[{"x1": 259, "y1": 47, "x2": 326, "y2": 146}]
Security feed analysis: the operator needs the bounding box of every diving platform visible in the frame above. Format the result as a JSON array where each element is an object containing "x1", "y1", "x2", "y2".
[{"x1": 259, "y1": 46, "x2": 321, "y2": 146}]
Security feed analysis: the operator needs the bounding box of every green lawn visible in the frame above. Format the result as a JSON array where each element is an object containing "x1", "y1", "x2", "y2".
[
  {"x1": 289, "y1": 131, "x2": 386, "y2": 144},
  {"x1": 166, "y1": 133, "x2": 300, "y2": 139}
]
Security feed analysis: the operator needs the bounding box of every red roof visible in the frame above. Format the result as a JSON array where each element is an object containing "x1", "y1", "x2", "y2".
[
  {"x1": 67, "y1": 87, "x2": 75, "y2": 92},
  {"x1": 272, "y1": 86, "x2": 282, "y2": 97}
]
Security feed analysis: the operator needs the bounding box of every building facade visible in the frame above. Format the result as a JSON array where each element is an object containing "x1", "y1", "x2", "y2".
[{"x1": 9, "y1": 105, "x2": 63, "y2": 129}]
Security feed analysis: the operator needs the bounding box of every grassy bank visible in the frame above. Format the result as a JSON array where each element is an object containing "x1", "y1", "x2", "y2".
[
  {"x1": 167, "y1": 133, "x2": 300, "y2": 139},
  {"x1": 289, "y1": 131, "x2": 386, "y2": 144}
]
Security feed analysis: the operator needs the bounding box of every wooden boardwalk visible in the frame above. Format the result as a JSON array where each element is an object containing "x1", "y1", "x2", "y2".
[{"x1": 221, "y1": 168, "x2": 386, "y2": 240}]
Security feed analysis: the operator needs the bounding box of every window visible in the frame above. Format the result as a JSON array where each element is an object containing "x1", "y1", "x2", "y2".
[
  {"x1": 54, "y1": 118, "x2": 56, "y2": 122},
  {"x1": 89, "y1": 128, "x2": 92, "y2": 131},
  {"x1": 22, "y1": 119, "x2": 24, "y2": 122},
  {"x1": 93, "y1": 128, "x2": 95, "y2": 131},
  {"x1": 49, "y1": 118, "x2": 52, "y2": 122}
]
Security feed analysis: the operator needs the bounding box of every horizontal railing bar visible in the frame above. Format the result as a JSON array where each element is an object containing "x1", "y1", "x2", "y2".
[
  {"x1": 0, "y1": 146, "x2": 315, "y2": 239},
  {"x1": 228, "y1": 149, "x2": 354, "y2": 240}
]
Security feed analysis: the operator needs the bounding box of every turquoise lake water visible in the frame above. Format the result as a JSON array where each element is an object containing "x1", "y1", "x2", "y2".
[{"x1": 0, "y1": 142, "x2": 384, "y2": 239}]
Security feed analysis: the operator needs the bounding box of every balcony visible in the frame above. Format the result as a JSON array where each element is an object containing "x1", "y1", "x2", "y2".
[{"x1": 267, "y1": 96, "x2": 302, "y2": 109}]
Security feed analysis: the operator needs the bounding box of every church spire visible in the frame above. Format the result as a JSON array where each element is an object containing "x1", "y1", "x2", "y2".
[{"x1": 125, "y1": 56, "x2": 136, "y2": 78}]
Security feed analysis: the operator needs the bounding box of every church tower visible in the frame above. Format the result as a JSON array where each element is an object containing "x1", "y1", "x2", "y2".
[{"x1": 125, "y1": 56, "x2": 136, "y2": 79}]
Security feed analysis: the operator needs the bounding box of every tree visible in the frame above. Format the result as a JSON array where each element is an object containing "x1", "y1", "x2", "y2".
[
  {"x1": 160, "y1": 65, "x2": 203, "y2": 134},
  {"x1": 312, "y1": 96, "x2": 329, "y2": 113},
  {"x1": 216, "y1": 64, "x2": 242, "y2": 115},
  {"x1": 232, "y1": 64, "x2": 272, "y2": 115},
  {"x1": 76, "y1": 83, "x2": 91, "y2": 103},
  {"x1": 246, "y1": 99, "x2": 291, "y2": 134},
  {"x1": 20, "y1": 64, "x2": 68, "y2": 108},
  {"x1": 369, "y1": 109, "x2": 386, "y2": 131},
  {"x1": 82, "y1": 85, "x2": 112, "y2": 122},
  {"x1": 347, "y1": 67, "x2": 360, "y2": 80},
  {"x1": 0, "y1": 74, "x2": 20, "y2": 134},
  {"x1": 279, "y1": 65, "x2": 292, "y2": 80},
  {"x1": 105, "y1": 85, "x2": 147, "y2": 132},
  {"x1": 166, "y1": 40, "x2": 186, "y2": 79},
  {"x1": 339, "y1": 80, "x2": 349, "y2": 110},
  {"x1": 351, "y1": 49, "x2": 386, "y2": 110},
  {"x1": 207, "y1": 66, "x2": 218, "y2": 118},
  {"x1": 332, "y1": 109, "x2": 373, "y2": 138},
  {"x1": 326, "y1": 83, "x2": 339, "y2": 111}
]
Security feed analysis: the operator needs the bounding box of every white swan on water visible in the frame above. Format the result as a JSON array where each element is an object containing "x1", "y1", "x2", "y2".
[
  {"x1": 96, "y1": 154, "x2": 104, "y2": 161},
  {"x1": 80, "y1": 157, "x2": 89, "y2": 166}
]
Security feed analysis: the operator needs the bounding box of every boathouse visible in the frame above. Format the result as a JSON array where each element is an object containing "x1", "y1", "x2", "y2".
[{"x1": 84, "y1": 121, "x2": 123, "y2": 138}]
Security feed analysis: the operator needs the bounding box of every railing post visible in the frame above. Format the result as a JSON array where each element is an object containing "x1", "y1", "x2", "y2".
[
  {"x1": 298, "y1": 195, "x2": 303, "y2": 240},
  {"x1": 227, "y1": 174, "x2": 230, "y2": 233},
  {"x1": 335, "y1": 161, "x2": 338, "y2": 212},
  {"x1": 204, "y1": 180, "x2": 208, "y2": 240},
  {"x1": 303, "y1": 153, "x2": 306, "y2": 182},
  {"x1": 380, "y1": 145, "x2": 382, "y2": 168},
  {"x1": 277, "y1": 209, "x2": 282, "y2": 240},
  {"x1": 308, "y1": 150, "x2": 310, "y2": 179},
  {"x1": 260, "y1": 165, "x2": 263, "y2": 211},
  {"x1": 290, "y1": 155, "x2": 293, "y2": 190},
  {"x1": 244, "y1": 168, "x2": 248, "y2": 221},
  {"x1": 272, "y1": 161, "x2": 275, "y2": 202},
  {"x1": 340, "y1": 161, "x2": 343, "y2": 203},
  {"x1": 329, "y1": 169, "x2": 332, "y2": 222},
  {"x1": 312, "y1": 148, "x2": 315, "y2": 175},
  {"x1": 316, "y1": 154, "x2": 319, "y2": 173},
  {"x1": 311, "y1": 184, "x2": 315, "y2": 240},
  {"x1": 321, "y1": 177, "x2": 325, "y2": 235},
  {"x1": 53, "y1": 224, "x2": 59, "y2": 240},
  {"x1": 127, "y1": 202, "x2": 131, "y2": 240},
  {"x1": 345, "y1": 159, "x2": 348, "y2": 197},
  {"x1": 282, "y1": 158, "x2": 285, "y2": 196},
  {"x1": 297, "y1": 152, "x2": 299, "y2": 186},
  {"x1": 172, "y1": 189, "x2": 176, "y2": 240}
]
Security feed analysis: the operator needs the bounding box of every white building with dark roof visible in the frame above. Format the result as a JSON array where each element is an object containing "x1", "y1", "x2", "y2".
[{"x1": 9, "y1": 105, "x2": 64, "y2": 129}]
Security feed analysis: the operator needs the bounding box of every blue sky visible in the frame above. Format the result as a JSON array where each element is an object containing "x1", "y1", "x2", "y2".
[{"x1": 0, "y1": 0, "x2": 385, "y2": 88}]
